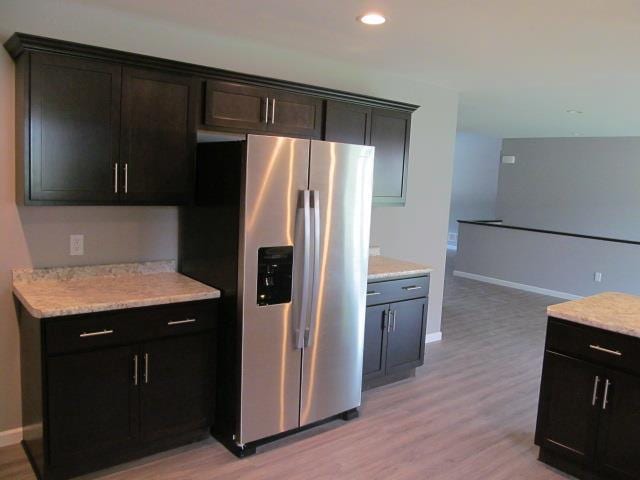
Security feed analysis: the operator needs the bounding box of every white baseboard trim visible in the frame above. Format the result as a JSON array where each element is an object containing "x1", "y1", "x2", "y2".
[
  {"x1": 0, "y1": 427, "x2": 23, "y2": 447},
  {"x1": 426, "y1": 332, "x2": 443, "y2": 343},
  {"x1": 453, "y1": 271, "x2": 582, "y2": 301}
]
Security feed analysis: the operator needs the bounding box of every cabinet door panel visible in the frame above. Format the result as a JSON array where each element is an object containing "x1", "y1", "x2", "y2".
[
  {"x1": 29, "y1": 53, "x2": 121, "y2": 203},
  {"x1": 370, "y1": 109, "x2": 410, "y2": 205},
  {"x1": 140, "y1": 333, "x2": 214, "y2": 441},
  {"x1": 269, "y1": 92, "x2": 323, "y2": 138},
  {"x1": 121, "y1": 67, "x2": 196, "y2": 204},
  {"x1": 324, "y1": 101, "x2": 371, "y2": 145},
  {"x1": 597, "y1": 370, "x2": 640, "y2": 479},
  {"x1": 386, "y1": 298, "x2": 427, "y2": 374},
  {"x1": 363, "y1": 304, "x2": 388, "y2": 382},
  {"x1": 204, "y1": 80, "x2": 268, "y2": 132},
  {"x1": 536, "y1": 351, "x2": 601, "y2": 466},
  {"x1": 47, "y1": 345, "x2": 138, "y2": 465}
]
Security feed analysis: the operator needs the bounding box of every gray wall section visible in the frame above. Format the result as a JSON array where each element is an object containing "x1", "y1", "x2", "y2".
[
  {"x1": 448, "y1": 132, "x2": 501, "y2": 237},
  {"x1": 456, "y1": 223, "x2": 640, "y2": 298},
  {"x1": 498, "y1": 137, "x2": 640, "y2": 241}
]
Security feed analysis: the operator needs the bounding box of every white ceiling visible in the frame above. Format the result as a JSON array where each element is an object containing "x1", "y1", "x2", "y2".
[{"x1": 73, "y1": 0, "x2": 640, "y2": 138}]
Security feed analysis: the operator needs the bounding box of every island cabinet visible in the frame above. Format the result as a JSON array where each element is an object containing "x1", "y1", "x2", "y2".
[
  {"x1": 362, "y1": 275, "x2": 429, "y2": 390},
  {"x1": 324, "y1": 100, "x2": 411, "y2": 206},
  {"x1": 535, "y1": 318, "x2": 640, "y2": 480},
  {"x1": 18, "y1": 300, "x2": 217, "y2": 480}
]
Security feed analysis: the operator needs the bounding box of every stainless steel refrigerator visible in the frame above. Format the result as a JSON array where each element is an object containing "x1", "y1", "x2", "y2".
[{"x1": 180, "y1": 134, "x2": 374, "y2": 454}]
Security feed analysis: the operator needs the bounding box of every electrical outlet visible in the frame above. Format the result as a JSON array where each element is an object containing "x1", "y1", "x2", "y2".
[
  {"x1": 70, "y1": 234, "x2": 84, "y2": 256},
  {"x1": 594, "y1": 272, "x2": 603, "y2": 283}
]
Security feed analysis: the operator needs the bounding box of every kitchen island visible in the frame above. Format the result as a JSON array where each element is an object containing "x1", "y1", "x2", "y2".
[{"x1": 535, "y1": 292, "x2": 640, "y2": 480}]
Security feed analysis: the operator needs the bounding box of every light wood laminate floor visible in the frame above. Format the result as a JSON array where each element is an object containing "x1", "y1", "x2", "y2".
[{"x1": 0, "y1": 252, "x2": 573, "y2": 479}]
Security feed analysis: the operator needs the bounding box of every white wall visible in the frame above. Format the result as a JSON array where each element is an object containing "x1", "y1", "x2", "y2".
[
  {"x1": 0, "y1": 0, "x2": 458, "y2": 433},
  {"x1": 498, "y1": 137, "x2": 640, "y2": 241},
  {"x1": 448, "y1": 132, "x2": 501, "y2": 243}
]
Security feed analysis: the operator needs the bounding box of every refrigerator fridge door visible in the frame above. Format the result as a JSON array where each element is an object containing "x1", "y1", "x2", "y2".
[
  {"x1": 239, "y1": 135, "x2": 310, "y2": 444},
  {"x1": 300, "y1": 141, "x2": 375, "y2": 426}
]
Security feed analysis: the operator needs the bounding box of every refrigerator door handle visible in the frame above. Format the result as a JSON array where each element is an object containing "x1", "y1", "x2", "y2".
[
  {"x1": 296, "y1": 190, "x2": 312, "y2": 349},
  {"x1": 305, "y1": 190, "x2": 321, "y2": 347}
]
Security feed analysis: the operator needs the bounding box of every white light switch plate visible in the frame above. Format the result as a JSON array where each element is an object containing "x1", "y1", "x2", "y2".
[
  {"x1": 501, "y1": 155, "x2": 516, "y2": 165},
  {"x1": 70, "y1": 234, "x2": 84, "y2": 256}
]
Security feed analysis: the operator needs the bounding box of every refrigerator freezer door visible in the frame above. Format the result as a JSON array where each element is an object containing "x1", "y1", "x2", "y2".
[
  {"x1": 239, "y1": 135, "x2": 310, "y2": 444},
  {"x1": 300, "y1": 141, "x2": 375, "y2": 426}
]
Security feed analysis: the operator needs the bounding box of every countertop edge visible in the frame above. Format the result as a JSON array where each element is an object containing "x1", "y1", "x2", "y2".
[
  {"x1": 548, "y1": 311, "x2": 640, "y2": 339},
  {"x1": 13, "y1": 287, "x2": 221, "y2": 319},
  {"x1": 367, "y1": 268, "x2": 433, "y2": 282}
]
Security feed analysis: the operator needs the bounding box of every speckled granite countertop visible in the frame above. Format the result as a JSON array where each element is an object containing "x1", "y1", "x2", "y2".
[
  {"x1": 368, "y1": 255, "x2": 433, "y2": 281},
  {"x1": 548, "y1": 292, "x2": 640, "y2": 338},
  {"x1": 12, "y1": 261, "x2": 220, "y2": 318}
]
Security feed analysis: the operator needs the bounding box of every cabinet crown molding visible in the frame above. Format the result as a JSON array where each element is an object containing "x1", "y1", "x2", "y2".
[{"x1": 4, "y1": 32, "x2": 420, "y2": 113}]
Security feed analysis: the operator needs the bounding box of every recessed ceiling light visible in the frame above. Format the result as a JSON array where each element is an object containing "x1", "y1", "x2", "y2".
[
  {"x1": 358, "y1": 13, "x2": 386, "y2": 25},
  {"x1": 573, "y1": 132, "x2": 583, "y2": 136},
  {"x1": 566, "y1": 109, "x2": 583, "y2": 114}
]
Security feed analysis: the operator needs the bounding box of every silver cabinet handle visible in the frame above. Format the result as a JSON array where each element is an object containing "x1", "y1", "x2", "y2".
[
  {"x1": 133, "y1": 354, "x2": 139, "y2": 386},
  {"x1": 402, "y1": 286, "x2": 422, "y2": 291},
  {"x1": 124, "y1": 163, "x2": 128, "y2": 194},
  {"x1": 271, "y1": 98, "x2": 276, "y2": 124},
  {"x1": 144, "y1": 353, "x2": 149, "y2": 384},
  {"x1": 589, "y1": 345, "x2": 622, "y2": 357},
  {"x1": 264, "y1": 97, "x2": 270, "y2": 123},
  {"x1": 367, "y1": 291, "x2": 381, "y2": 296},
  {"x1": 79, "y1": 329, "x2": 114, "y2": 338},
  {"x1": 591, "y1": 376, "x2": 600, "y2": 406},
  {"x1": 114, "y1": 162, "x2": 119, "y2": 193},
  {"x1": 387, "y1": 310, "x2": 396, "y2": 332},
  {"x1": 167, "y1": 318, "x2": 197, "y2": 326},
  {"x1": 602, "y1": 379, "x2": 611, "y2": 410},
  {"x1": 387, "y1": 309, "x2": 392, "y2": 332},
  {"x1": 305, "y1": 189, "x2": 321, "y2": 348}
]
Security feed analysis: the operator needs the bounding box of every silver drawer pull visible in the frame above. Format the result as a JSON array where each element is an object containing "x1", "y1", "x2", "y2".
[
  {"x1": 80, "y1": 329, "x2": 114, "y2": 338},
  {"x1": 589, "y1": 344, "x2": 622, "y2": 357},
  {"x1": 366, "y1": 291, "x2": 381, "y2": 296},
  {"x1": 402, "y1": 286, "x2": 422, "y2": 291},
  {"x1": 167, "y1": 318, "x2": 197, "y2": 326}
]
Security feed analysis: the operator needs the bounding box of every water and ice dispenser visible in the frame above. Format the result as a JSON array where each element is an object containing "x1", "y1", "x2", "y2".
[{"x1": 257, "y1": 246, "x2": 293, "y2": 306}]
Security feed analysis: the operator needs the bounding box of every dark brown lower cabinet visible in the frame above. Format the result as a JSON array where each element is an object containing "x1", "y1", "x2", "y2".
[
  {"x1": 140, "y1": 334, "x2": 214, "y2": 442},
  {"x1": 48, "y1": 345, "x2": 139, "y2": 467},
  {"x1": 536, "y1": 318, "x2": 640, "y2": 480},
  {"x1": 363, "y1": 275, "x2": 429, "y2": 390},
  {"x1": 18, "y1": 300, "x2": 217, "y2": 480}
]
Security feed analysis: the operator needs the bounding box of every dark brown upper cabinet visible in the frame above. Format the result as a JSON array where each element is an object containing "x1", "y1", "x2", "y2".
[
  {"x1": 203, "y1": 81, "x2": 269, "y2": 133},
  {"x1": 370, "y1": 109, "x2": 411, "y2": 206},
  {"x1": 6, "y1": 33, "x2": 417, "y2": 206},
  {"x1": 324, "y1": 101, "x2": 371, "y2": 145},
  {"x1": 267, "y1": 91, "x2": 323, "y2": 138},
  {"x1": 120, "y1": 68, "x2": 197, "y2": 205},
  {"x1": 324, "y1": 101, "x2": 411, "y2": 206},
  {"x1": 204, "y1": 80, "x2": 323, "y2": 139},
  {"x1": 26, "y1": 53, "x2": 122, "y2": 204}
]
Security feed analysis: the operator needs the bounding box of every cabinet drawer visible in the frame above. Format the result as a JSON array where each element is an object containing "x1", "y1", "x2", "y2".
[
  {"x1": 546, "y1": 318, "x2": 640, "y2": 376},
  {"x1": 45, "y1": 301, "x2": 217, "y2": 355},
  {"x1": 366, "y1": 276, "x2": 429, "y2": 306}
]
